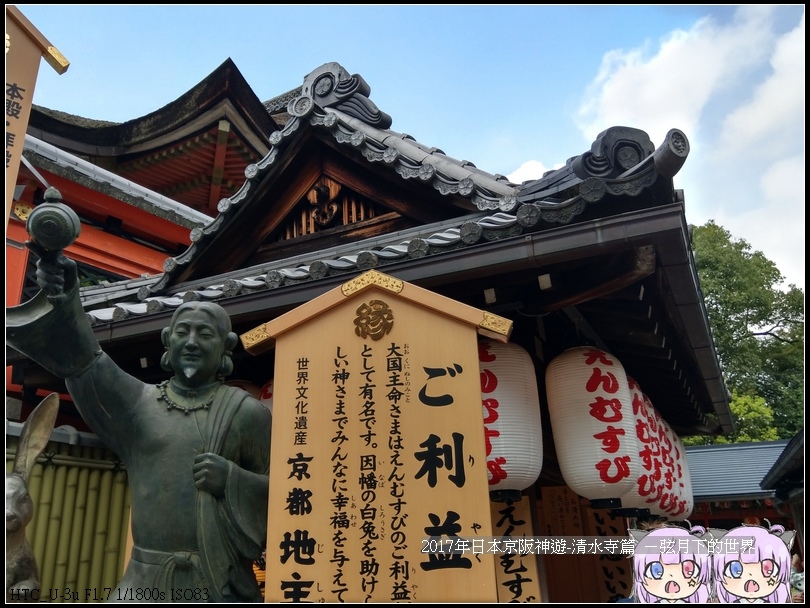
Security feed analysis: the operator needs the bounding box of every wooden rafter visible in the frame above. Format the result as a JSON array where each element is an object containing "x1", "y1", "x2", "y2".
[{"x1": 208, "y1": 120, "x2": 231, "y2": 214}]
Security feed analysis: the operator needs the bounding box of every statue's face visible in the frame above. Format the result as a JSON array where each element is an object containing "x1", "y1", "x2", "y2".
[{"x1": 167, "y1": 308, "x2": 225, "y2": 387}]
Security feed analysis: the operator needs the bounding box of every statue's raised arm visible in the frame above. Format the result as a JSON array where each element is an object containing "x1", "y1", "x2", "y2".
[
  {"x1": 6, "y1": 189, "x2": 271, "y2": 602},
  {"x1": 7, "y1": 190, "x2": 102, "y2": 381}
]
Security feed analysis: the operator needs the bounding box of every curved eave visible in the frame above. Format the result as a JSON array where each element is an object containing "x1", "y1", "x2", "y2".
[
  {"x1": 60, "y1": 203, "x2": 732, "y2": 437},
  {"x1": 22, "y1": 134, "x2": 209, "y2": 228},
  {"x1": 146, "y1": 117, "x2": 689, "y2": 297},
  {"x1": 27, "y1": 58, "x2": 278, "y2": 156}
]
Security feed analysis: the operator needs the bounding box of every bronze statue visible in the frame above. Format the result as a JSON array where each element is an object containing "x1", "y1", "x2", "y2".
[{"x1": 6, "y1": 193, "x2": 271, "y2": 602}]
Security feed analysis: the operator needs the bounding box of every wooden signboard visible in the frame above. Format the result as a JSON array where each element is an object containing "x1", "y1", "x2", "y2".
[
  {"x1": 536, "y1": 487, "x2": 634, "y2": 602},
  {"x1": 537, "y1": 486, "x2": 591, "y2": 603},
  {"x1": 4, "y1": 6, "x2": 68, "y2": 231},
  {"x1": 581, "y1": 503, "x2": 633, "y2": 603},
  {"x1": 540, "y1": 486, "x2": 585, "y2": 537},
  {"x1": 243, "y1": 270, "x2": 512, "y2": 603},
  {"x1": 491, "y1": 495, "x2": 542, "y2": 603}
]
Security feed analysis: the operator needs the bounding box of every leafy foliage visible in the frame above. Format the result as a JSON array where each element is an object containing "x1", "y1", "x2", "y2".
[
  {"x1": 684, "y1": 392, "x2": 780, "y2": 446},
  {"x1": 689, "y1": 221, "x2": 804, "y2": 442}
]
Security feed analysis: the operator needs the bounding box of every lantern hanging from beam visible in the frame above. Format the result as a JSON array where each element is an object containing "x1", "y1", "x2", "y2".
[
  {"x1": 668, "y1": 424, "x2": 694, "y2": 519},
  {"x1": 478, "y1": 338, "x2": 543, "y2": 492},
  {"x1": 260, "y1": 379, "x2": 274, "y2": 414},
  {"x1": 648, "y1": 398, "x2": 679, "y2": 519},
  {"x1": 656, "y1": 410, "x2": 695, "y2": 520},
  {"x1": 642, "y1": 395, "x2": 672, "y2": 516},
  {"x1": 619, "y1": 376, "x2": 665, "y2": 515},
  {"x1": 545, "y1": 346, "x2": 638, "y2": 500}
]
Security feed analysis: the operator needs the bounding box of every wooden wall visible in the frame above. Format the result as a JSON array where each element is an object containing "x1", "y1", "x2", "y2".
[{"x1": 537, "y1": 486, "x2": 633, "y2": 602}]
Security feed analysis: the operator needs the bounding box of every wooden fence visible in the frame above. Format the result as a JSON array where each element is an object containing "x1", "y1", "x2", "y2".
[{"x1": 6, "y1": 424, "x2": 130, "y2": 603}]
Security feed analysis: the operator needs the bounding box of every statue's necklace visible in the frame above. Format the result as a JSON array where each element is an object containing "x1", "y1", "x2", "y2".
[{"x1": 157, "y1": 380, "x2": 218, "y2": 414}]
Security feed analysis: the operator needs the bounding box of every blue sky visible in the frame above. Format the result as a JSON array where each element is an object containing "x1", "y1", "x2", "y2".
[{"x1": 14, "y1": 5, "x2": 805, "y2": 288}]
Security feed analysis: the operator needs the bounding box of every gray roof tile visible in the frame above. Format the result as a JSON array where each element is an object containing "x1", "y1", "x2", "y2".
[{"x1": 686, "y1": 441, "x2": 791, "y2": 501}]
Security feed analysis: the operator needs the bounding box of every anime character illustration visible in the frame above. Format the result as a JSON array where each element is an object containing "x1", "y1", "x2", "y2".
[
  {"x1": 713, "y1": 522, "x2": 794, "y2": 603},
  {"x1": 630, "y1": 523, "x2": 712, "y2": 603}
]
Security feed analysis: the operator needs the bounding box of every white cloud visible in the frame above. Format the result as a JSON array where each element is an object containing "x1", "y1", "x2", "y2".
[
  {"x1": 506, "y1": 160, "x2": 556, "y2": 184},
  {"x1": 573, "y1": 6, "x2": 805, "y2": 289},
  {"x1": 716, "y1": 155, "x2": 806, "y2": 290},
  {"x1": 716, "y1": 13, "x2": 805, "y2": 160},
  {"x1": 576, "y1": 8, "x2": 777, "y2": 145}
]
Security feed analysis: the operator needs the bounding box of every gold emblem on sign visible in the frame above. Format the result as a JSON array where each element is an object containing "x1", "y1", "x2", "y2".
[
  {"x1": 480, "y1": 312, "x2": 512, "y2": 337},
  {"x1": 354, "y1": 299, "x2": 394, "y2": 340},
  {"x1": 342, "y1": 270, "x2": 404, "y2": 296},
  {"x1": 240, "y1": 324, "x2": 271, "y2": 350}
]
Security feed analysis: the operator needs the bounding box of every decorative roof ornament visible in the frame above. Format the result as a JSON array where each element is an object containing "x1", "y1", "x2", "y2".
[
  {"x1": 139, "y1": 60, "x2": 690, "y2": 302},
  {"x1": 517, "y1": 127, "x2": 690, "y2": 222},
  {"x1": 288, "y1": 62, "x2": 393, "y2": 129}
]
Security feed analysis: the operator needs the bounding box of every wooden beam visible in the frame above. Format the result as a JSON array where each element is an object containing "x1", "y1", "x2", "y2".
[
  {"x1": 32, "y1": 171, "x2": 193, "y2": 248},
  {"x1": 522, "y1": 246, "x2": 657, "y2": 314},
  {"x1": 208, "y1": 120, "x2": 230, "y2": 214},
  {"x1": 6, "y1": 6, "x2": 70, "y2": 74},
  {"x1": 322, "y1": 154, "x2": 465, "y2": 224}
]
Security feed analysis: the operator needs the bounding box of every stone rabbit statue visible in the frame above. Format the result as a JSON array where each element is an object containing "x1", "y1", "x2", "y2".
[{"x1": 6, "y1": 392, "x2": 59, "y2": 603}]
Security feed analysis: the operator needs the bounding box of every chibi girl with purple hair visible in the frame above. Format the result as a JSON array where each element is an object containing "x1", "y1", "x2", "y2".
[
  {"x1": 713, "y1": 523, "x2": 794, "y2": 603},
  {"x1": 631, "y1": 524, "x2": 712, "y2": 603}
]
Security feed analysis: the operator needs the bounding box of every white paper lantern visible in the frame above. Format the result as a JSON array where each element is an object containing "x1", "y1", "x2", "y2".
[
  {"x1": 545, "y1": 346, "x2": 639, "y2": 500},
  {"x1": 664, "y1": 420, "x2": 686, "y2": 519},
  {"x1": 659, "y1": 416, "x2": 679, "y2": 517},
  {"x1": 619, "y1": 376, "x2": 663, "y2": 514},
  {"x1": 652, "y1": 407, "x2": 682, "y2": 518},
  {"x1": 645, "y1": 404, "x2": 694, "y2": 521},
  {"x1": 478, "y1": 339, "x2": 543, "y2": 491},
  {"x1": 640, "y1": 397, "x2": 669, "y2": 517},
  {"x1": 669, "y1": 431, "x2": 694, "y2": 519},
  {"x1": 259, "y1": 379, "x2": 274, "y2": 414}
]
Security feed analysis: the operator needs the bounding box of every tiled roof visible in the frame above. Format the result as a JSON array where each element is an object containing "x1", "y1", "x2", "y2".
[
  {"x1": 26, "y1": 58, "x2": 277, "y2": 215},
  {"x1": 23, "y1": 134, "x2": 210, "y2": 228},
  {"x1": 79, "y1": 118, "x2": 689, "y2": 328},
  {"x1": 686, "y1": 441, "x2": 791, "y2": 501},
  {"x1": 29, "y1": 60, "x2": 689, "y2": 315},
  {"x1": 79, "y1": 210, "x2": 520, "y2": 321},
  {"x1": 141, "y1": 62, "x2": 686, "y2": 297},
  {"x1": 13, "y1": 60, "x2": 730, "y2": 438}
]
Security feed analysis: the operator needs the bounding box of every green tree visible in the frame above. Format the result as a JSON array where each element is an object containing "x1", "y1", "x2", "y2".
[
  {"x1": 689, "y1": 221, "x2": 804, "y2": 441},
  {"x1": 685, "y1": 392, "x2": 780, "y2": 445}
]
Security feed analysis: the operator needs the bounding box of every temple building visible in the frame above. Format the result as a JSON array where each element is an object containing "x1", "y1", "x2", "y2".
[{"x1": 8, "y1": 57, "x2": 738, "y2": 602}]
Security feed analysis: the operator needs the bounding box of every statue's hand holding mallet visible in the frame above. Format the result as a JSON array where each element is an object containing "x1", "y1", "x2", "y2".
[{"x1": 23, "y1": 187, "x2": 81, "y2": 303}]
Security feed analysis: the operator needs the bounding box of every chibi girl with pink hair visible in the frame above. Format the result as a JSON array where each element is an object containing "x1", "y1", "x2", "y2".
[
  {"x1": 713, "y1": 523, "x2": 794, "y2": 603},
  {"x1": 631, "y1": 524, "x2": 712, "y2": 603}
]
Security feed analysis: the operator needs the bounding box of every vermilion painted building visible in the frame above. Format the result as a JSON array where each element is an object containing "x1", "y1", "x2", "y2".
[{"x1": 7, "y1": 59, "x2": 273, "y2": 425}]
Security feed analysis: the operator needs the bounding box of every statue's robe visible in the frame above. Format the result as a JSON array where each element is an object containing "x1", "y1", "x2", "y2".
[
  {"x1": 7, "y1": 286, "x2": 271, "y2": 602},
  {"x1": 68, "y1": 354, "x2": 271, "y2": 603}
]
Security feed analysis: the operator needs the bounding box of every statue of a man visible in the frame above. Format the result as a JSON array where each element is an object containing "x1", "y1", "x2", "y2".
[{"x1": 7, "y1": 245, "x2": 271, "y2": 602}]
